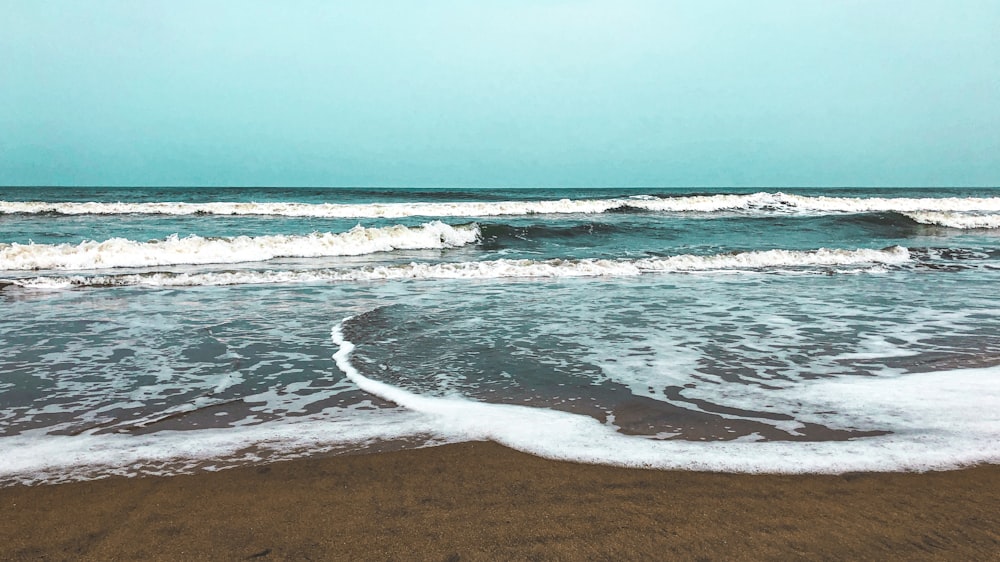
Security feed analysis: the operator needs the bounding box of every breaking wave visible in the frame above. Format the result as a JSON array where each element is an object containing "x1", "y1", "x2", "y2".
[
  {"x1": 5, "y1": 246, "x2": 909, "y2": 288},
  {"x1": 0, "y1": 221, "x2": 479, "y2": 271},
  {"x1": 902, "y1": 211, "x2": 1000, "y2": 229},
  {"x1": 4, "y1": 192, "x2": 1000, "y2": 219}
]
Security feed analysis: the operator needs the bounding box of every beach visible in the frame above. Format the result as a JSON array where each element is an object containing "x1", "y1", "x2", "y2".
[
  {"x1": 2, "y1": 441, "x2": 998, "y2": 560},
  {"x1": 5, "y1": 1, "x2": 1000, "y2": 557},
  {"x1": 2, "y1": 187, "x2": 1000, "y2": 559}
]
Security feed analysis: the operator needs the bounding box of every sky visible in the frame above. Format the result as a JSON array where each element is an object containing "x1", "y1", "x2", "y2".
[{"x1": 1, "y1": 0, "x2": 998, "y2": 188}]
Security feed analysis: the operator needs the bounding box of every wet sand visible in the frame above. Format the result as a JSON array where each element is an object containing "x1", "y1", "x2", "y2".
[{"x1": 1, "y1": 441, "x2": 998, "y2": 561}]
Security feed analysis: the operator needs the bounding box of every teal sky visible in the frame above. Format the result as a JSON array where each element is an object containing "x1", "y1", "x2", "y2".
[{"x1": 1, "y1": 1, "x2": 998, "y2": 188}]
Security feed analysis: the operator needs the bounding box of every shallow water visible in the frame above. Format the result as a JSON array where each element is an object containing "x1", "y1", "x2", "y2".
[{"x1": 1, "y1": 187, "x2": 999, "y2": 484}]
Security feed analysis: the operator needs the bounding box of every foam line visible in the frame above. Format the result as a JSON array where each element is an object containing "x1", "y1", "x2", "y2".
[
  {"x1": 5, "y1": 246, "x2": 909, "y2": 288},
  {"x1": 331, "y1": 316, "x2": 1000, "y2": 473},
  {"x1": 0, "y1": 409, "x2": 450, "y2": 486}
]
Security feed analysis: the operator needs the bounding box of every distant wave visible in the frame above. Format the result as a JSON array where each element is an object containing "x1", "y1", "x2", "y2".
[
  {"x1": 0, "y1": 221, "x2": 478, "y2": 271},
  {"x1": 5, "y1": 246, "x2": 909, "y2": 288},
  {"x1": 0, "y1": 198, "x2": 628, "y2": 217},
  {"x1": 4, "y1": 192, "x2": 1000, "y2": 219}
]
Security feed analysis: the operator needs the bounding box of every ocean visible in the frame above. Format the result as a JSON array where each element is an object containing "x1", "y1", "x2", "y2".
[{"x1": 1, "y1": 186, "x2": 999, "y2": 485}]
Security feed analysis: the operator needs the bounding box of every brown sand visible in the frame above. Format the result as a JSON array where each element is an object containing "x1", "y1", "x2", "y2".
[{"x1": 1, "y1": 441, "x2": 998, "y2": 561}]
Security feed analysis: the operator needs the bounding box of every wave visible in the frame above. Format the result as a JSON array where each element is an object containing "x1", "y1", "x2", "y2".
[
  {"x1": 4, "y1": 192, "x2": 1000, "y2": 219},
  {"x1": 0, "y1": 198, "x2": 628, "y2": 218},
  {"x1": 0, "y1": 221, "x2": 479, "y2": 271},
  {"x1": 5, "y1": 246, "x2": 910, "y2": 288},
  {"x1": 901, "y1": 211, "x2": 1000, "y2": 229}
]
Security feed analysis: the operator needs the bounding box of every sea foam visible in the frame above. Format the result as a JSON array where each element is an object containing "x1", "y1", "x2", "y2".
[
  {"x1": 331, "y1": 317, "x2": 1000, "y2": 473},
  {"x1": 0, "y1": 408, "x2": 450, "y2": 486}
]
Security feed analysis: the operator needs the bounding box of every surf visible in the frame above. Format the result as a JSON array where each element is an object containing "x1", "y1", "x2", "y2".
[
  {"x1": 4, "y1": 246, "x2": 910, "y2": 289},
  {"x1": 0, "y1": 221, "x2": 479, "y2": 271},
  {"x1": 4, "y1": 192, "x2": 1000, "y2": 220}
]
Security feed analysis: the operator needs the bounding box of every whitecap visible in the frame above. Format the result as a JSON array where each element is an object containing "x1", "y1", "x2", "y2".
[
  {"x1": 5, "y1": 246, "x2": 910, "y2": 288},
  {"x1": 0, "y1": 221, "x2": 479, "y2": 271}
]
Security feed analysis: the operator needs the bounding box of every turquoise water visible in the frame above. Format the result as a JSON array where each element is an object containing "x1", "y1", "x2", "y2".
[{"x1": 1, "y1": 187, "x2": 999, "y2": 483}]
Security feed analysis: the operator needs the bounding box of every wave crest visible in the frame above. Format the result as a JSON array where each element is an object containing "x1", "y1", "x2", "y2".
[
  {"x1": 4, "y1": 192, "x2": 1000, "y2": 218},
  {"x1": 6, "y1": 246, "x2": 909, "y2": 288},
  {"x1": 903, "y1": 211, "x2": 1000, "y2": 229},
  {"x1": 0, "y1": 221, "x2": 479, "y2": 271}
]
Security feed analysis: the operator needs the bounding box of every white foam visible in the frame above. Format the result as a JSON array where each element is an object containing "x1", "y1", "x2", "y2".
[
  {"x1": 0, "y1": 221, "x2": 479, "y2": 271},
  {"x1": 903, "y1": 211, "x2": 1000, "y2": 229},
  {"x1": 776, "y1": 193, "x2": 1000, "y2": 214},
  {"x1": 331, "y1": 317, "x2": 1000, "y2": 473},
  {"x1": 639, "y1": 246, "x2": 909, "y2": 271},
  {"x1": 4, "y1": 192, "x2": 1000, "y2": 218},
  {"x1": 0, "y1": 198, "x2": 626, "y2": 217},
  {"x1": 5, "y1": 246, "x2": 910, "y2": 288},
  {"x1": 0, "y1": 408, "x2": 452, "y2": 486}
]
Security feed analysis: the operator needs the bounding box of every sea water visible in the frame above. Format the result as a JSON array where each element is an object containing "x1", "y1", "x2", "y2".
[{"x1": 1, "y1": 186, "x2": 999, "y2": 484}]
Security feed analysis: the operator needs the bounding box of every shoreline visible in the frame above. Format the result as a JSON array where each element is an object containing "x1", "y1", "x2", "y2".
[{"x1": 2, "y1": 441, "x2": 998, "y2": 560}]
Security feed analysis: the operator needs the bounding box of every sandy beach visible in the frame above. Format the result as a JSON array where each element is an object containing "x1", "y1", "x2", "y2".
[{"x1": 1, "y1": 441, "x2": 997, "y2": 561}]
